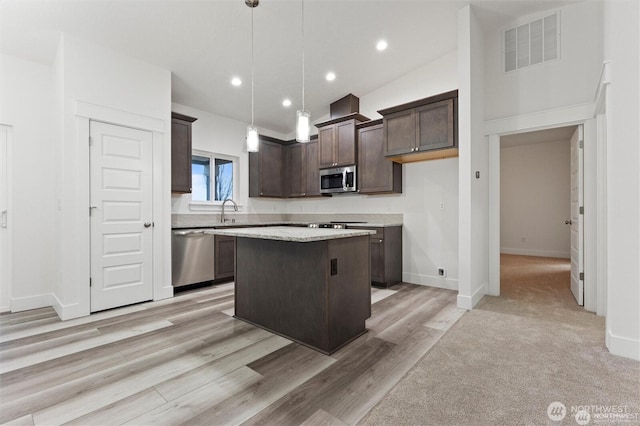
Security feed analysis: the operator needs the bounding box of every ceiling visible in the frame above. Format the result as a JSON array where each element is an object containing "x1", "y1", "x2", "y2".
[
  {"x1": 0, "y1": 0, "x2": 582, "y2": 136},
  {"x1": 501, "y1": 125, "x2": 578, "y2": 147}
]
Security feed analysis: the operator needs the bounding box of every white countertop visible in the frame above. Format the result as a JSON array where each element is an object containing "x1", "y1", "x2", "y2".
[{"x1": 210, "y1": 226, "x2": 375, "y2": 242}]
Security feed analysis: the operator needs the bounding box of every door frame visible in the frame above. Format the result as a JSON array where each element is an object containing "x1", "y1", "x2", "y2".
[
  {"x1": 60, "y1": 101, "x2": 171, "y2": 320},
  {"x1": 485, "y1": 102, "x2": 601, "y2": 314},
  {"x1": 0, "y1": 125, "x2": 13, "y2": 313}
]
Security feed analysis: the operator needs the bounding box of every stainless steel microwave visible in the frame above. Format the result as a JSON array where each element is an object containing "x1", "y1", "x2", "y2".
[{"x1": 320, "y1": 165, "x2": 357, "y2": 194}]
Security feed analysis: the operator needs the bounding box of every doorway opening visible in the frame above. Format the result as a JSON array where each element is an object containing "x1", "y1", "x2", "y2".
[{"x1": 498, "y1": 125, "x2": 583, "y2": 309}]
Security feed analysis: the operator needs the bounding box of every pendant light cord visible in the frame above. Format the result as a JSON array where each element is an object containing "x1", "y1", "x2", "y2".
[
  {"x1": 301, "y1": 0, "x2": 305, "y2": 112},
  {"x1": 251, "y1": 7, "x2": 255, "y2": 126}
]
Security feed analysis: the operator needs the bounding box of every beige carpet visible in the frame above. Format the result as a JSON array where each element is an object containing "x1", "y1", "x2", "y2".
[{"x1": 360, "y1": 255, "x2": 640, "y2": 425}]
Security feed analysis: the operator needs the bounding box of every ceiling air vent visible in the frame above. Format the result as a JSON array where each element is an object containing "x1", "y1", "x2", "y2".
[{"x1": 504, "y1": 11, "x2": 559, "y2": 72}]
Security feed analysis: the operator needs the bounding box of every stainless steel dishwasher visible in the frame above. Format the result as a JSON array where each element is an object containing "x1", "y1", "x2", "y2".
[{"x1": 172, "y1": 229, "x2": 216, "y2": 287}]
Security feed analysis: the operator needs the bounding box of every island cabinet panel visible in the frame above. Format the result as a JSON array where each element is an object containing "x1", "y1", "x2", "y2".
[
  {"x1": 357, "y1": 121, "x2": 402, "y2": 194},
  {"x1": 171, "y1": 112, "x2": 197, "y2": 193},
  {"x1": 234, "y1": 235, "x2": 371, "y2": 354},
  {"x1": 214, "y1": 235, "x2": 235, "y2": 281},
  {"x1": 249, "y1": 138, "x2": 284, "y2": 198}
]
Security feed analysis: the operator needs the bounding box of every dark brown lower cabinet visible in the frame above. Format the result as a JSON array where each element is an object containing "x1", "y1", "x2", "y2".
[
  {"x1": 214, "y1": 235, "x2": 235, "y2": 281},
  {"x1": 370, "y1": 238, "x2": 385, "y2": 283},
  {"x1": 352, "y1": 226, "x2": 402, "y2": 287}
]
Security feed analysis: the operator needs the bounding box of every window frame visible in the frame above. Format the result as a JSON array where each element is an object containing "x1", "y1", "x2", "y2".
[{"x1": 189, "y1": 149, "x2": 241, "y2": 211}]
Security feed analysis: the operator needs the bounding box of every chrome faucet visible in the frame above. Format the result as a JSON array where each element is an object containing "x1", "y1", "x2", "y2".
[{"x1": 221, "y1": 199, "x2": 238, "y2": 223}]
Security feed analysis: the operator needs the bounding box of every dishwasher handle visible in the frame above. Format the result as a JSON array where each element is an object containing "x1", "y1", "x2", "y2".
[
  {"x1": 173, "y1": 230, "x2": 206, "y2": 236},
  {"x1": 173, "y1": 229, "x2": 218, "y2": 236}
]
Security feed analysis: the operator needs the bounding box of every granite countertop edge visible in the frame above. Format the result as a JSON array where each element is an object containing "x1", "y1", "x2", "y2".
[
  {"x1": 172, "y1": 221, "x2": 403, "y2": 229},
  {"x1": 209, "y1": 226, "x2": 376, "y2": 243}
]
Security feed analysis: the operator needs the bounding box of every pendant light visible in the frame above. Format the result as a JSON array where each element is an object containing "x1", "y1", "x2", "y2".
[
  {"x1": 296, "y1": 0, "x2": 310, "y2": 143},
  {"x1": 246, "y1": 0, "x2": 259, "y2": 152}
]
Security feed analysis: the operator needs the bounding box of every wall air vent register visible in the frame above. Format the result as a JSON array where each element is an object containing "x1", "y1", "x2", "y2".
[{"x1": 504, "y1": 11, "x2": 560, "y2": 72}]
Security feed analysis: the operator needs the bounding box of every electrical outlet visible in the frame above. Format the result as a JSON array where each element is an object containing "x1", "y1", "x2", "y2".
[
  {"x1": 438, "y1": 268, "x2": 446, "y2": 278},
  {"x1": 440, "y1": 202, "x2": 445, "y2": 210}
]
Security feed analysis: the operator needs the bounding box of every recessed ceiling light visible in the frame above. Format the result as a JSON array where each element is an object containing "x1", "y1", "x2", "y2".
[
  {"x1": 326, "y1": 72, "x2": 336, "y2": 81},
  {"x1": 376, "y1": 40, "x2": 388, "y2": 51},
  {"x1": 282, "y1": 99, "x2": 292, "y2": 107},
  {"x1": 231, "y1": 77, "x2": 242, "y2": 86}
]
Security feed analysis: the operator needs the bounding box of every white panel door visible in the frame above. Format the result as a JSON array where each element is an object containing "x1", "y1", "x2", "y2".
[
  {"x1": 0, "y1": 126, "x2": 10, "y2": 312},
  {"x1": 90, "y1": 121, "x2": 153, "y2": 312},
  {"x1": 570, "y1": 125, "x2": 584, "y2": 306}
]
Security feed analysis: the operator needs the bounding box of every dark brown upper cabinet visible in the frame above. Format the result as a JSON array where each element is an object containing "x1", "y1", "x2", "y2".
[
  {"x1": 249, "y1": 137, "x2": 284, "y2": 198},
  {"x1": 284, "y1": 137, "x2": 321, "y2": 198},
  {"x1": 285, "y1": 143, "x2": 305, "y2": 197},
  {"x1": 316, "y1": 113, "x2": 369, "y2": 168},
  {"x1": 379, "y1": 90, "x2": 458, "y2": 164},
  {"x1": 304, "y1": 139, "x2": 321, "y2": 197},
  {"x1": 171, "y1": 112, "x2": 197, "y2": 193},
  {"x1": 357, "y1": 120, "x2": 402, "y2": 194}
]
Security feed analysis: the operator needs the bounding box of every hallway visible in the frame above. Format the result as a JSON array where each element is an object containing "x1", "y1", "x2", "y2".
[{"x1": 488, "y1": 254, "x2": 585, "y2": 325}]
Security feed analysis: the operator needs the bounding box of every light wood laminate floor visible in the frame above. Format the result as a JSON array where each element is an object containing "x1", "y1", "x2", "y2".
[{"x1": 0, "y1": 282, "x2": 465, "y2": 425}]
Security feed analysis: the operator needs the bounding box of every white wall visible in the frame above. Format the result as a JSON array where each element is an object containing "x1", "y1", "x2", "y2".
[
  {"x1": 55, "y1": 34, "x2": 172, "y2": 319},
  {"x1": 603, "y1": 0, "x2": 640, "y2": 361},
  {"x1": 0, "y1": 53, "x2": 57, "y2": 311},
  {"x1": 484, "y1": 1, "x2": 603, "y2": 120},
  {"x1": 500, "y1": 139, "x2": 571, "y2": 258},
  {"x1": 458, "y1": 5, "x2": 488, "y2": 310}
]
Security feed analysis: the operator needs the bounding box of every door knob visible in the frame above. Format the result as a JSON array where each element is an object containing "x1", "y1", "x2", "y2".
[
  {"x1": 144, "y1": 222, "x2": 152, "y2": 228},
  {"x1": 565, "y1": 220, "x2": 573, "y2": 225}
]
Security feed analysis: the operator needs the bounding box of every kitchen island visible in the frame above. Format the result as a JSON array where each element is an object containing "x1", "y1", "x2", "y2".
[{"x1": 211, "y1": 226, "x2": 375, "y2": 354}]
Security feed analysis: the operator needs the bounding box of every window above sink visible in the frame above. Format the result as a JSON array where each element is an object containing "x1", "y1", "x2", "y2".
[{"x1": 190, "y1": 150, "x2": 241, "y2": 211}]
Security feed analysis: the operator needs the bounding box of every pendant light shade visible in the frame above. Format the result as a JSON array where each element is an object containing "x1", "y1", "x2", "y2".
[
  {"x1": 246, "y1": 1, "x2": 259, "y2": 152},
  {"x1": 246, "y1": 125, "x2": 259, "y2": 152},
  {"x1": 296, "y1": 110, "x2": 310, "y2": 143},
  {"x1": 295, "y1": 0, "x2": 310, "y2": 143}
]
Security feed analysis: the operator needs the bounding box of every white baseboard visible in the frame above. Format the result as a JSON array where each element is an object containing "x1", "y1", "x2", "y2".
[
  {"x1": 11, "y1": 293, "x2": 53, "y2": 312},
  {"x1": 501, "y1": 248, "x2": 570, "y2": 259},
  {"x1": 403, "y1": 272, "x2": 458, "y2": 291},
  {"x1": 154, "y1": 284, "x2": 174, "y2": 301},
  {"x1": 51, "y1": 293, "x2": 88, "y2": 321},
  {"x1": 457, "y1": 282, "x2": 487, "y2": 310},
  {"x1": 606, "y1": 329, "x2": 640, "y2": 361},
  {"x1": 0, "y1": 304, "x2": 10, "y2": 313}
]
